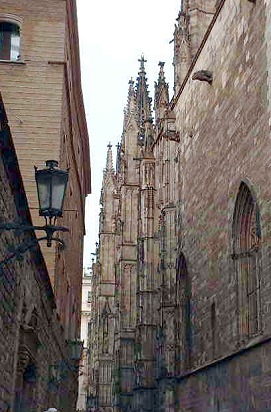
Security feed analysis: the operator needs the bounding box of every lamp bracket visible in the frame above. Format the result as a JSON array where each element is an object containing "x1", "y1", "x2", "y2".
[
  {"x1": 0, "y1": 222, "x2": 69, "y2": 246},
  {"x1": 0, "y1": 222, "x2": 69, "y2": 268}
]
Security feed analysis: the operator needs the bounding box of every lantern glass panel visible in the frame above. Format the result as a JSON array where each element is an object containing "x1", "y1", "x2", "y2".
[
  {"x1": 51, "y1": 173, "x2": 68, "y2": 214},
  {"x1": 36, "y1": 174, "x2": 51, "y2": 215}
]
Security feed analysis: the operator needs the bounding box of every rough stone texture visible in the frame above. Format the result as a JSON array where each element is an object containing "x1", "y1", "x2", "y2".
[
  {"x1": 173, "y1": 0, "x2": 269, "y2": 361},
  {"x1": 173, "y1": 0, "x2": 217, "y2": 92},
  {"x1": 0, "y1": 98, "x2": 77, "y2": 412},
  {"x1": 166, "y1": 0, "x2": 271, "y2": 409},
  {"x1": 176, "y1": 341, "x2": 271, "y2": 411}
]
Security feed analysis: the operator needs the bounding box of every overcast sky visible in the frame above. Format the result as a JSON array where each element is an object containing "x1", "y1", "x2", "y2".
[{"x1": 77, "y1": 0, "x2": 181, "y2": 269}]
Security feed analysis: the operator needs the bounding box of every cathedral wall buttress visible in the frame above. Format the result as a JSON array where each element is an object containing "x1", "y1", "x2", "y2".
[
  {"x1": 120, "y1": 263, "x2": 137, "y2": 329},
  {"x1": 188, "y1": 0, "x2": 217, "y2": 57},
  {"x1": 91, "y1": 2, "x2": 271, "y2": 411},
  {"x1": 122, "y1": 187, "x2": 139, "y2": 245},
  {"x1": 173, "y1": 0, "x2": 217, "y2": 93}
]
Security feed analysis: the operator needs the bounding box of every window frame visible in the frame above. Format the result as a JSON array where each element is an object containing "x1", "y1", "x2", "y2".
[
  {"x1": 175, "y1": 253, "x2": 191, "y2": 372},
  {"x1": 232, "y1": 181, "x2": 262, "y2": 341},
  {"x1": 0, "y1": 14, "x2": 22, "y2": 63}
]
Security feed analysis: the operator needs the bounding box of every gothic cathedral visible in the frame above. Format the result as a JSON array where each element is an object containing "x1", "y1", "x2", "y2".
[{"x1": 88, "y1": 1, "x2": 271, "y2": 411}]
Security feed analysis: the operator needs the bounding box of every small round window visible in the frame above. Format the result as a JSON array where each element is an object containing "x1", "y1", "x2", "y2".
[{"x1": 0, "y1": 21, "x2": 20, "y2": 61}]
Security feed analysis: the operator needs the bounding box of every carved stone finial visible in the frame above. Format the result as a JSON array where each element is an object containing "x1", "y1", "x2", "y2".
[
  {"x1": 192, "y1": 70, "x2": 213, "y2": 84},
  {"x1": 138, "y1": 55, "x2": 147, "y2": 72}
]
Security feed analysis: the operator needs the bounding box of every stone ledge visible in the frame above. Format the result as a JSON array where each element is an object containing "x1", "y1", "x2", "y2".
[
  {"x1": 174, "y1": 333, "x2": 271, "y2": 383},
  {"x1": 0, "y1": 59, "x2": 26, "y2": 65}
]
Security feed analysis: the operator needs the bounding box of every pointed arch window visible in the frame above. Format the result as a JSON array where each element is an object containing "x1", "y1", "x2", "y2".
[
  {"x1": 175, "y1": 253, "x2": 191, "y2": 373},
  {"x1": 0, "y1": 21, "x2": 21, "y2": 61},
  {"x1": 101, "y1": 302, "x2": 111, "y2": 354},
  {"x1": 233, "y1": 182, "x2": 261, "y2": 339}
]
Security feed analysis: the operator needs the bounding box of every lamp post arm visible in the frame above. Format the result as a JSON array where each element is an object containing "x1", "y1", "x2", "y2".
[
  {"x1": 0, "y1": 235, "x2": 66, "y2": 269},
  {"x1": 0, "y1": 222, "x2": 68, "y2": 268},
  {"x1": 0, "y1": 222, "x2": 68, "y2": 247},
  {"x1": 0, "y1": 222, "x2": 69, "y2": 233}
]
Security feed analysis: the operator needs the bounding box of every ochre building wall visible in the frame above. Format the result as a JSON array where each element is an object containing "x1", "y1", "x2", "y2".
[
  {"x1": 0, "y1": 0, "x2": 66, "y2": 280},
  {"x1": 0, "y1": 0, "x2": 90, "y2": 341}
]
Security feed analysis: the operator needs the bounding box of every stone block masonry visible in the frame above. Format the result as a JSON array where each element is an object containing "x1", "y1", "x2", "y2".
[{"x1": 0, "y1": 95, "x2": 77, "y2": 412}]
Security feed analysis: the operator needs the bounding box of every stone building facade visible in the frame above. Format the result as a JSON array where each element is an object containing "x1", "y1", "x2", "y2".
[
  {"x1": 77, "y1": 268, "x2": 93, "y2": 411},
  {"x1": 0, "y1": 95, "x2": 79, "y2": 412},
  {"x1": 0, "y1": 0, "x2": 91, "y2": 342},
  {"x1": 89, "y1": 0, "x2": 271, "y2": 411}
]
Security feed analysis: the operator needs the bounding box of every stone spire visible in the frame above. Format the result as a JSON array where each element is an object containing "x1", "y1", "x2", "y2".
[
  {"x1": 135, "y1": 55, "x2": 152, "y2": 130},
  {"x1": 123, "y1": 78, "x2": 137, "y2": 134},
  {"x1": 102, "y1": 142, "x2": 115, "y2": 188},
  {"x1": 154, "y1": 62, "x2": 169, "y2": 124},
  {"x1": 100, "y1": 142, "x2": 116, "y2": 233},
  {"x1": 173, "y1": 6, "x2": 192, "y2": 94},
  {"x1": 127, "y1": 79, "x2": 137, "y2": 115},
  {"x1": 105, "y1": 142, "x2": 114, "y2": 173},
  {"x1": 115, "y1": 142, "x2": 121, "y2": 174}
]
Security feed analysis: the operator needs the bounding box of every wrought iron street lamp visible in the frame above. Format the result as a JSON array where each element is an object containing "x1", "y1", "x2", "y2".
[
  {"x1": 0, "y1": 160, "x2": 69, "y2": 266},
  {"x1": 35, "y1": 160, "x2": 68, "y2": 223},
  {"x1": 35, "y1": 160, "x2": 69, "y2": 246}
]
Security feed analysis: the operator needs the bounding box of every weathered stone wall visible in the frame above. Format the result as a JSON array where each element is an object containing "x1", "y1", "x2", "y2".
[
  {"x1": 167, "y1": 0, "x2": 271, "y2": 409},
  {"x1": 176, "y1": 339, "x2": 271, "y2": 411},
  {"x1": 173, "y1": 0, "x2": 269, "y2": 365}
]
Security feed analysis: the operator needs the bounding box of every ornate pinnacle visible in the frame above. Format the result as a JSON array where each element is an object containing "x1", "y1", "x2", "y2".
[
  {"x1": 126, "y1": 78, "x2": 136, "y2": 114},
  {"x1": 105, "y1": 142, "x2": 114, "y2": 172},
  {"x1": 135, "y1": 55, "x2": 152, "y2": 127},
  {"x1": 154, "y1": 61, "x2": 169, "y2": 120},
  {"x1": 158, "y1": 61, "x2": 166, "y2": 82},
  {"x1": 155, "y1": 62, "x2": 168, "y2": 100}
]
